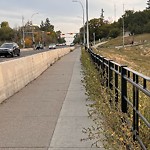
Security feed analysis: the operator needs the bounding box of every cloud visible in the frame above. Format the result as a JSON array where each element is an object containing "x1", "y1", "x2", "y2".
[{"x1": 0, "y1": 0, "x2": 147, "y2": 33}]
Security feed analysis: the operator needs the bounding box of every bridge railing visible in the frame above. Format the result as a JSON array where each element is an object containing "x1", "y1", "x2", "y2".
[{"x1": 87, "y1": 48, "x2": 150, "y2": 150}]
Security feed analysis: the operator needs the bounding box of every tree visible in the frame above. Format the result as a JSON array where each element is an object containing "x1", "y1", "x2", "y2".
[
  {"x1": 109, "y1": 28, "x2": 120, "y2": 38},
  {"x1": 88, "y1": 18, "x2": 111, "y2": 41},
  {"x1": 73, "y1": 33, "x2": 80, "y2": 44},
  {"x1": 117, "y1": 10, "x2": 150, "y2": 34},
  {"x1": 56, "y1": 30, "x2": 66, "y2": 44},
  {"x1": 144, "y1": 21, "x2": 150, "y2": 32},
  {"x1": 1, "y1": 21, "x2": 9, "y2": 28},
  {"x1": 0, "y1": 21, "x2": 14, "y2": 41},
  {"x1": 40, "y1": 18, "x2": 54, "y2": 32},
  {"x1": 40, "y1": 21, "x2": 44, "y2": 29}
]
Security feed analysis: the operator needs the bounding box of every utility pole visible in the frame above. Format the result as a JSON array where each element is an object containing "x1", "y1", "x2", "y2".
[{"x1": 122, "y1": 4, "x2": 125, "y2": 48}]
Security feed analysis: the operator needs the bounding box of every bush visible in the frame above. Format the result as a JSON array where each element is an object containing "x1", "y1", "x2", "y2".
[{"x1": 109, "y1": 28, "x2": 120, "y2": 38}]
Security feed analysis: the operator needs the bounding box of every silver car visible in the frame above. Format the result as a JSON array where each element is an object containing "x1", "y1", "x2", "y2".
[
  {"x1": 49, "y1": 44, "x2": 56, "y2": 49},
  {"x1": 0, "y1": 42, "x2": 20, "y2": 57}
]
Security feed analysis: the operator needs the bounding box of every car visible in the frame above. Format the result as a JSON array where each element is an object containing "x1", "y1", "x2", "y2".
[
  {"x1": 49, "y1": 44, "x2": 56, "y2": 49},
  {"x1": 0, "y1": 42, "x2": 20, "y2": 57},
  {"x1": 36, "y1": 44, "x2": 44, "y2": 50},
  {"x1": 70, "y1": 43, "x2": 75, "y2": 46}
]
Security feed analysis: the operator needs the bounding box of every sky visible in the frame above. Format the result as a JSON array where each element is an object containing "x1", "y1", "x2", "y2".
[{"x1": 0, "y1": 0, "x2": 147, "y2": 43}]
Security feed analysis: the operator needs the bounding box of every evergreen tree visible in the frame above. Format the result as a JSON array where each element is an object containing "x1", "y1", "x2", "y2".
[
  {"x1": 40, "y1": 18, "x2": 54, "y2": 31},
  {"x1": 40, "y1": 21, "x2": 44, "y2": 29}
]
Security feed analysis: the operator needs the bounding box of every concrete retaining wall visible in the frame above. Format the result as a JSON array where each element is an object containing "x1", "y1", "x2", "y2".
[{"x1": 0, "y1": 47, "x2": 72, "y2": 103}]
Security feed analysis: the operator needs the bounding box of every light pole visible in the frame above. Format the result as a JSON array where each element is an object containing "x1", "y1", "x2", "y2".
[
  {"x1": 31, "y1": 12, "x2": 39, "y2": 49},
  {"x1": 86, "y1": 0, "x2": 89, "y2": 48},
  {"x1": 72, "y1": 0, "x2": 85, "y2": 46}
]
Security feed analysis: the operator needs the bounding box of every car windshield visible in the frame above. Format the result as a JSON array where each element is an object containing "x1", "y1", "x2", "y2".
[{"x1": 0, "y1": 43, "x2": 13, "y2": 49}]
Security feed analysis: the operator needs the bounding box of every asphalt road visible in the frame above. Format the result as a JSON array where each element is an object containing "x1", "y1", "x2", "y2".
[{"x1": 0, "y1": 46, "x2": 69, "y2": 62}]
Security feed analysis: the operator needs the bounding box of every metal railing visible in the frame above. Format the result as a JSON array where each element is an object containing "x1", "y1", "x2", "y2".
[{"x1": 87, "y1": 48, "x2": 150, "y2": 150}]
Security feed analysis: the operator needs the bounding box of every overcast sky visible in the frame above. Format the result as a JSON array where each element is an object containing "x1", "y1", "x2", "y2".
[{"x1": 0, "y1": 0, "x2": 147, "y2": 34}]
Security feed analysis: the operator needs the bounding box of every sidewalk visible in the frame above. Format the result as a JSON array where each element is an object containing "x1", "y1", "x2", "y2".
[
  {"x1": 0, "y1": 47, "x2": 105, "y2": 150},
  {"x1": 92, "y1": 41, "x2": 108, "y2": 49}
]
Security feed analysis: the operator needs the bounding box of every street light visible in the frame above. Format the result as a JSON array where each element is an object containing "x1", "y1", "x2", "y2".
[
  {"x1": 72, "y1": 0, "x2": 86, "y2": 46},
  {"x1": 31, "y1": 12, "x2": 39, "y2": 49},
  {"x1": 86, "y1": 0, "x2": 89, "y2": 48}
]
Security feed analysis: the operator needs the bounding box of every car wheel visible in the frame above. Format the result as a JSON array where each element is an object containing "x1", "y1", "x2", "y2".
[
  {"x1": 11, "y1": 52, "x2": 14, "y2": 57},
  {"x1": 17, "y1": 53, "x2": 20, "y2": 56}
]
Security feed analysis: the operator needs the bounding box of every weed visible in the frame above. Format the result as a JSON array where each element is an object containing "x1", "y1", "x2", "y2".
[{"x1": 81, "y1": 48, "x2": 149, "y2": 150}]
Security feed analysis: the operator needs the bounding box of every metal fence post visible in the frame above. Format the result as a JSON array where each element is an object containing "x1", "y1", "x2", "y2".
[
  {"x1": 133, "y1": 74, "x2": 139, "y2": 140},
  {"x1": 115, "y1": 65, "x2": 119, "y2": 106},
  {"x1": 101, "y1": 57, "x2": 106, "y2": 86},
  {"x1": 109, "y1": 60, "x2": 113, "y2": 90},
  {"x1": 121, "y1": 66, "x2": 127, "y2": 113},
  {"x1": 108, "y1": 60, "x2": 113, "y2": 104},
  {"x1": 106, "y1": 60, "x2": 109, "y2": 88},
  {"x1": 97, "y1": 55, "x2": 101, "y2": 71}
]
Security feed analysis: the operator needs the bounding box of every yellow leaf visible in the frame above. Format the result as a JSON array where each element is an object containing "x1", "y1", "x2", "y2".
[{"x1": 120, "y1": 137, "x2": 123, "y2": 141}]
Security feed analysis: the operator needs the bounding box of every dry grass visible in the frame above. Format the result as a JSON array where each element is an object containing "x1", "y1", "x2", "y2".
[
  {"x1": 81, "y1": 49, "x2": 148, "y2": 150},
  {"x1": 95, "y1": 33, "x2": 150, "y2": 77}
]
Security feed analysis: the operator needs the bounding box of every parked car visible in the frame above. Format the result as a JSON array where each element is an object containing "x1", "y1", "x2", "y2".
[
  {"x1": 49, "y1": 44, "x2": 56, "y2": 49},
  {"x1": 0, "y1": 42, "x2": 20, "y2": 57},
  {"x1": 36, "y1": 44, "x2": 44, "y2": 50}
]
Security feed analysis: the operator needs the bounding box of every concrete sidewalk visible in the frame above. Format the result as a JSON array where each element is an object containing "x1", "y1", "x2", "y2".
[{"x1": 0, "y1": 47, "x2": 105, "y2": 150}]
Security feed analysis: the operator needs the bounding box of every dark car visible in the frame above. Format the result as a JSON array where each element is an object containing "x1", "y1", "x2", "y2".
[
  {"x1": 0, "y1": 42, "x2": 20, "y2": 57},
  {"x1": 36, "y1": 44, "x2": 44, "y2": 50}
]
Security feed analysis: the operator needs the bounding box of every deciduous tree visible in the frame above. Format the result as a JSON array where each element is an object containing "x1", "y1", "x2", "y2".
[{"x1": 0, "y1": 22, "x2": 14, "y2": 41}]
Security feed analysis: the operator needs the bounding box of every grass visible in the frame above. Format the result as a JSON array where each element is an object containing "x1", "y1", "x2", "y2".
[
  {"x1": 99, "y1": 33, "x2": 150, "y2": 47},
  {"x1": 95, "y1": 33, "x2": 150, "y2": 77},
  {"x1": 81, "y1": 45, "x2": 150, "y2": 149},
  {"x1": 94, "y1": 33, "x2": 150, "y2": 149}
]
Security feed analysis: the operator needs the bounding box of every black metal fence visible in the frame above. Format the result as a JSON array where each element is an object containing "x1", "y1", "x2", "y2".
[{"x1": 87, "y1": 48, "x2": 150, "y2": 150}]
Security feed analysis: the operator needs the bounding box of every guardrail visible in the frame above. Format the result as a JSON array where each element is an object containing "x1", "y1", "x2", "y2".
[{"x1": 87, "y1": 48, "x2": 150, "y2": 150}]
